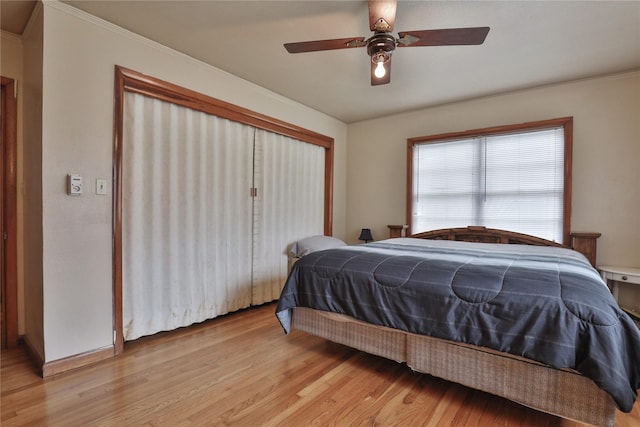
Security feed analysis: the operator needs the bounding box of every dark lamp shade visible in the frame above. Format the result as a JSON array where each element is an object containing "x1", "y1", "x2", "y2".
[{"x1": 358, "y1": 228, "x2": 374, "y2": 243}]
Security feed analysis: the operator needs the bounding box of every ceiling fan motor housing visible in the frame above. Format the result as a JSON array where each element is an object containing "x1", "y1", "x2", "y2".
[{"x1": 367, "y1": 32, "x2": 396, "y2": 62}]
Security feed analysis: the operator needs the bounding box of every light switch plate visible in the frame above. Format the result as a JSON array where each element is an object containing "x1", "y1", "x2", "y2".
[{"x1": 96, "y1": 179, "x2": 108, "y2": 195}]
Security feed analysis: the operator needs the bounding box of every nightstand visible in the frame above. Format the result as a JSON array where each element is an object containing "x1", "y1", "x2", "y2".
[{"x1": 599, "y1": 265, "x2": 640, "y2": 321}]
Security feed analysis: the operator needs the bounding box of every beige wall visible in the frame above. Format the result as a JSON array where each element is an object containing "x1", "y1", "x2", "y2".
[
  {"x1": 34, "y1": 2, "x2": 347, "y2": 362},
  {"x1": 16, "y1": 0, "x2": 639, "y2": 364},
  {"x1": 347, "y1": 71, "x2": 640, "y2": 269},
  {"x1": 21, "y1": 4, "x2": 45, "y2": 360}
]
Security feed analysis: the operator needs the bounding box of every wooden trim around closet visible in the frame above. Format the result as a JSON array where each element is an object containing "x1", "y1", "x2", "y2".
[
  {"x1": 113, "y1": 70, "x2": 125, "y2": 354},
  {"x1": 113, "y1": 66, "x2": 335, "y2": 354},
  {"x1": 115, "y1": 66, "x2": 334, "y2": 149}
]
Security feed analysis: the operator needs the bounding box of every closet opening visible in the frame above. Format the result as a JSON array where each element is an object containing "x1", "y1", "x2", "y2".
[{"x1": 113, "y1": 66, "x2": 334, "y2": 353}]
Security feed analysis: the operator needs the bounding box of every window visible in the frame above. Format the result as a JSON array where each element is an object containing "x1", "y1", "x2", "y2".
[{"x1": 408, "y1": 117, "x2": 572, "y2": 244}]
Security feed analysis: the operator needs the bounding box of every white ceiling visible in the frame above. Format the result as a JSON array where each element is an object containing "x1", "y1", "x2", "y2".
[{"x1": 5, "y1": 1, "x2": 640, "y2": 123}]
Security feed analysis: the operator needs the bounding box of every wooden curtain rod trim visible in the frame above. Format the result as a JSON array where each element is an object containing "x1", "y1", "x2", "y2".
[{"x1": 116, "y1": 66, "x2": 333, "y2": 148}]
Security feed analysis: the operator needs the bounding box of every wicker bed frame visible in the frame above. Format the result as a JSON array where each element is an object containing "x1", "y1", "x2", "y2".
[{"x1": 290, "y1": 226, "x2": 615, "y2": 427}]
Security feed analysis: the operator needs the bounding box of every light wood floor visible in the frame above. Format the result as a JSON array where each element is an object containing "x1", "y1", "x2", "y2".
[{"x1": 2, "y1": 303, "x2": 639, "y2": 426}]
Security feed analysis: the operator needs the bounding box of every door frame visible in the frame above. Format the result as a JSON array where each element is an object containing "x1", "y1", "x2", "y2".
[{"x1": 1, "y1": 76, "x2": 19, "y2": 349}]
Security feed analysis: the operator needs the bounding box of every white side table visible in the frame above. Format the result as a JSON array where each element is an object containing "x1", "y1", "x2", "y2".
[{"x1": 598, "y1": 265, "x2": 640, "y2": 320}]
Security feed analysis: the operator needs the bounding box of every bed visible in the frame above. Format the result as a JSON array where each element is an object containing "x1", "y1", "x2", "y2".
[{"x1": 275, "y1": 226, "x2": 640, "y2": 427}]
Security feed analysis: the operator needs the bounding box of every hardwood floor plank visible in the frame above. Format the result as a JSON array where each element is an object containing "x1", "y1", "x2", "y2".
[{"x1": 2, "y1": 303, "x2": 639, "y2": 426}]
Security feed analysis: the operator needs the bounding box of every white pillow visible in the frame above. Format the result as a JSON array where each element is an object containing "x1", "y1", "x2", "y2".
[{"x1": 290, "y1": 235, "x2": 346, "y2": 258}]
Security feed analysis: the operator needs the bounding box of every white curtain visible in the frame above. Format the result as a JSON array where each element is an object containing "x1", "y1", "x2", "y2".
[
  {"x1": 251, "y1": 130, "x2": 325, "y2": 304},
  {"x1": 122, "y1": 93, "x2": 325, "y2": 340},
  {"x1": 122, "y1": 92, "x2": 254, "y2": 341}
]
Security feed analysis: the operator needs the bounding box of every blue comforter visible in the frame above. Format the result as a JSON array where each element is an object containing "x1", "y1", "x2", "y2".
[{"x1": 275, "y1": 238, "x2": 640, "y2": 411}]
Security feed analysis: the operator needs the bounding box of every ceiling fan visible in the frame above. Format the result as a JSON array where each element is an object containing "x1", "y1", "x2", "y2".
[{"x1": 284, "y1": 0, "x2": 489, "y2": 86}]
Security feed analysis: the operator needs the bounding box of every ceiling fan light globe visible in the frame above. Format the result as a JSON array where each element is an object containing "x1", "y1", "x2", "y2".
[{"x1": 374, "y1": 61, "x2": 386, "y2": 78}]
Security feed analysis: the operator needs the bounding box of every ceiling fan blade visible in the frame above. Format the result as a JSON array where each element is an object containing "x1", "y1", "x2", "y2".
[
  {"x1": 398, "y1": 27, "x2": 490, "y2": 47},
  {"x1": 284, "y1": 37, "x2": 366, "y2": 53},
  {"x1": 371, "y1": 57, "x2": 391, "y2": 86},
  {"x1": 369, "y1": 0, "x2": 397, "y2": 32}
]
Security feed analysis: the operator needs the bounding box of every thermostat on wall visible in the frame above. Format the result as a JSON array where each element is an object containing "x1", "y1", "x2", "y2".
[{"x1": 67, "y1": 174, "x2": 83, "y2": 196}]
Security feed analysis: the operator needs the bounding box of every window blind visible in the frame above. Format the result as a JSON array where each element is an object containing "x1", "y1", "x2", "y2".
[{"x1": 412, "y1": 127, "x2": 565, "y2": 242}]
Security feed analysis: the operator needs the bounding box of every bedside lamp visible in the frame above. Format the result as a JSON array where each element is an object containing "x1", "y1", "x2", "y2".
[{"x1": 358, "y1": 228, "x2": 374, "y2": 243}]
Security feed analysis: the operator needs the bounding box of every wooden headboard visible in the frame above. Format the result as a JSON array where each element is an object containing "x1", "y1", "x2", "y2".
[{"x1": 387, "y1": 225, "x2": 601, "y2": 267}]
